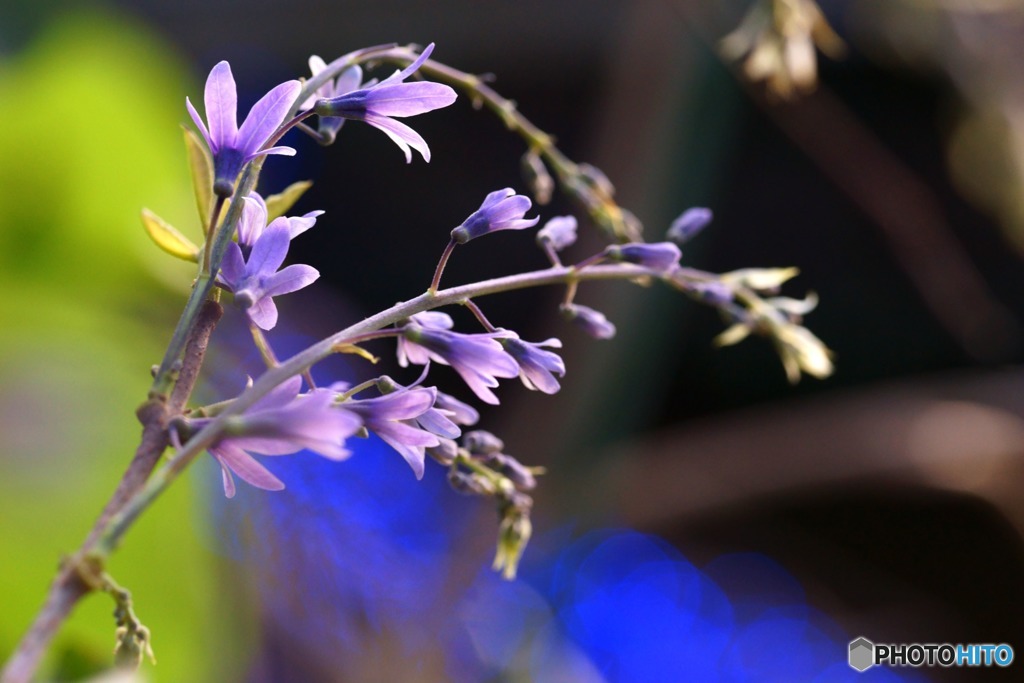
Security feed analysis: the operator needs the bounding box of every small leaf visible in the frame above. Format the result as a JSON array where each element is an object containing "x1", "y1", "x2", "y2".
[
  {"x1": 183, "y1": 127, "x2": 214, "y2": 232},
  {"x1": 333, "y1": 343, "x2": 379, "y2": 364},
  {"x1": 265, "y1": 180, "x2": 313, "y2": 221},
  {"x1": 141, "y1": 209, "x2": 199, "y2": 262}
]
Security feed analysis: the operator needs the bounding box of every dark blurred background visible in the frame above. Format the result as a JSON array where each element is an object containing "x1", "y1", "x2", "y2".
[{"x1": 3, "y1": 0, "x2": 1024, "y2": 680}]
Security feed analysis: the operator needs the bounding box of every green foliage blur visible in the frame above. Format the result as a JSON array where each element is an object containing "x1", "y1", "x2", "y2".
[{"x1": 0, "y1": 10, "x2": 246, "y2": 682}]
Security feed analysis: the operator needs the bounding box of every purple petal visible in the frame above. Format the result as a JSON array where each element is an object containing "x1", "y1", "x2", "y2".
[
  {"x1": 204, "y1": 61, "x2": 238, "y2": 150},
  {"x1": 435, "y1": 391, "x2": 479, "y2": 425},
  {"x1": 211, "y1": 443, "x2": 285, "y2": 494},
  {"x1": 453, "y1": 367, "x2": 502, "y2": 405},
  {"x1": 537, "y1": 215, "x2": 578, "y2": 251},
  {"x1": 377, "y1": 431, "x2": 427, "y2": 480},
  {"x1": 363, "y1": 113, "x2": 430, "y2": 163},
  {"x1": 334, "y1": 64, "x2": 364, "y2": 97},
  {"x1": 480, "y1": 188, "x2": 514, "y2": 210},
  {"x1": 364, "y1": 81, "x2": 457, "y2": 117},
  {"x1": 395, "y1": 42, "x2": 435, "y2": 82},
  {"x1": 247, "y1": 295, "x2": 279, "y2": 330},
  {"x1": 236, "y1": 80, "x2": 302, "y2": 157},
  {"x1": 248, "y1": 145, "x2": 297, "y2": 161},
  {"x1": 286, "y1": 210, "x2": 324, "y2": 239},
  {"x1": 350, "y1": 388, "x2": 435, "y2": 421},
  {"x1": 246, "y1": 223, "x2": 291, "y2": 278},
  {"x1": 185, "y1": 97, "x2": 214, "y2": 152},
  {"x1": 417, "y1": 408, "x2": 461, "y2": 439},
  {"x1": 412, "y1": 311, "x2": 454, "y2": 329},
  {"x1": 237, "y1": 195, "x2": 269, "y2": 246},
  {"x1": 488, "y1": 195, "x2": 534, "y2": 224},
  {"x1": 249, "y1": 375, "x2": 303, "y2": 412},
  {"x1": 262, "y1": 264, "x2": 319, "y2": 297},
  {"x1": 218, "y1": 242, "x2": 246, "y2": 289}
]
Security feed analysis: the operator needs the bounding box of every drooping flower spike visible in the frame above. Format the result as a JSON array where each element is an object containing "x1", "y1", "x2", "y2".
[
  {"x1": 217, "y1": 222, "x2": 319, "y2": 330},
  {"x1": 314, "y1": 43, "x2": 458, "y2": 162},
  {"x1": 187, "y1": 62, "x2": 302, "y2": 196},
  {"x1": 190, "y1": 377, "x2": 362, "y2": 498}
]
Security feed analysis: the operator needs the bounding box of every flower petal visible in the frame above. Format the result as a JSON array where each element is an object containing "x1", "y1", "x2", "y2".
[
  {"x1": 248, "y1": 295, "x2": 279, "y2": 330},
  {"x1": 186, "y1": 97, "x2": 214, "y2": 152},
  {"x1": 236, "y1": 79, "x2": 302, "y2": 157},
  {"x1": 246, "y1": 223, "x2": 291, "y2": 278},
  {"x1": 364, "y1": 81, "x2": 457, "y2": 117},
  {"x1": 204, "y1": 61, "x2": 238, "y2": 150},
  {"x1": 218, "y1": 242, "x2": 246, "y2": 289},
  {"x1": 211, "y1": 443, "x2": 285, "y2": 493},
  {"x1": 363, "y1": 113, "x2": 430, "y2": 163},
  {"x1": 262, "y1": 264, "x2": 319, "y2": 298}
]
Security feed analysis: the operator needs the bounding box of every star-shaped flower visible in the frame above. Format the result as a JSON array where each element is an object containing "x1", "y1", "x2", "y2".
[
  {"x1": 217, "y1": 222, "x2": 319, "y2": 330},
  {"x1": 187, "y1": 61, "x2": 301, "y2": 196},
  {"x1": 313, "y1": 43, "x2": 457, "y2": 162}
]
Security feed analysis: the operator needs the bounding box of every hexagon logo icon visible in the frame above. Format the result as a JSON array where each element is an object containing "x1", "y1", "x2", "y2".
[{"x1": 849, "y1": 637, "x2": 875, "y2": 672}]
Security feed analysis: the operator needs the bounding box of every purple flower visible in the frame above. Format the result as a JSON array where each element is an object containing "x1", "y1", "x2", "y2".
[
  {"x1": 187, "y1": 62, "x2": 301, "y2": 197},
  {"x1": 217, "y1": 222, "x2": 319, "y2": 330},
  {"x1": 536, "y1": 215, "x2": 578, "y2": 252},
  {"x1": 560, "y1": 303, "x2": 616, "y2": 340},
  {"x1": 451, "y1": 188, "x2": 539, "y2": 244},
  {"x1": 396, "y1": 311, "x2": 454, "y2": 367},
  {"x1": 667, "y1": 207, "x2": 713, "y2": 244},
  {"x1": 498, "y1": 333, "x2": 566, "y2": 394},
  {"x1": 434, "y1": 390, "x2": 480, "y2": 426},
  {"x1": 236, "y1": 192, "x2": 323, "y2": 248},
  {"x1": 198, "y1": 377, "x2": 362, "y2": 498},
  {"x1": 604, "y1": 241, "x2": 682, "y2": 273},
  {"x1": 345, "y1": 387, "x2": 440, "y2": 479},
  {"x1": 314, "y1": 43, "x2": 457, "y2": 162},
  {"x1": 302, "y1": 57, "x2": 365, "y2": 144},
  {"x1": 399, "y1": 319, "x2": 519, "y2": 405}
]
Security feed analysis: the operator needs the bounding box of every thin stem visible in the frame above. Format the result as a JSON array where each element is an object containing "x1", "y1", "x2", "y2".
[
  {"x1": 541, "y1": 242, "x2": 562, "y2": 268},
  {"x1": 337, "y1": 378, "x2": 382, "y2": 402},
  {"x1": 462, "y1": 299, "x2": 497, "y2": 332},
  {"x1": 261, "y1": 110, "x2": 315, "y2": 151},
  {"x1": 151, "y1": 161, "x2": 262, "y2": 398},
  {"x1": 202, "y1": 195, "x2": 226, "y2": 273},
  {"x1": 374, "y1": 48, "x2": 640, "y2": 242},
  {"x1": 249, "y1": 324, "x2": 280, "y2": 368},
  {"x1": 429, "y1": 238, "x2": 456, "y2": 294}
]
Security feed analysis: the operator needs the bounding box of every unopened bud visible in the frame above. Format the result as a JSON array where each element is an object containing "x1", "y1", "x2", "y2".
[
  {"x1": 464, "y1": 430, "x2": 504, "y2": 456},
  {"x1": 521, "y1": 150, "x2": 554, "y2": 205}
]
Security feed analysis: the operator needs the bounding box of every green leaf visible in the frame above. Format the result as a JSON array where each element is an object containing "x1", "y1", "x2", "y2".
[
  {"x1": 141, "y1": 208, "x2": 199, "y2": 262},
  {"x1": 183, "y1": 127, "x2": 214, "y2": 233},
  {"x1": 265, "y1": 180, "x2": 313, "y2": 220}
]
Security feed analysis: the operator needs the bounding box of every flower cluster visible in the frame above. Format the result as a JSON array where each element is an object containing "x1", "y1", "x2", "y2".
[{"x1": 169, "y1": 46, "x2": 830, "y2": 571}]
